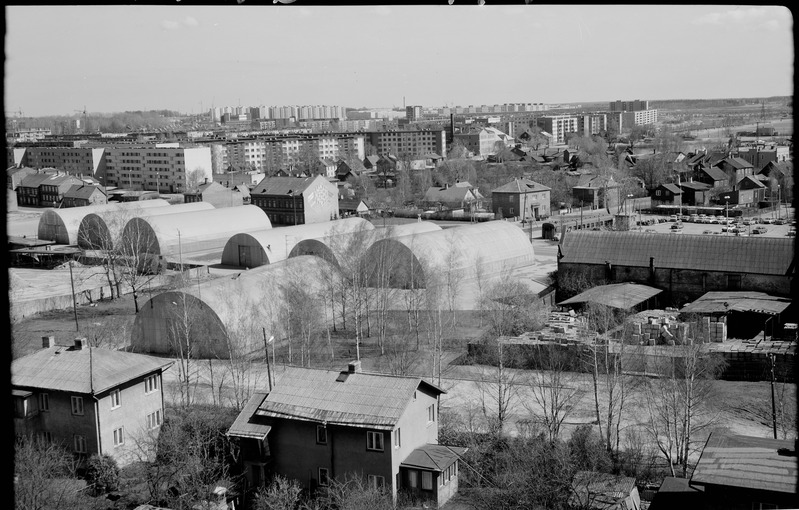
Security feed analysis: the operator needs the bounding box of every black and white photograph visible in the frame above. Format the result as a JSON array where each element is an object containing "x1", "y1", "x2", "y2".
[{"x1": 5, "y1": 3, "x2": 796, "y2": 510}]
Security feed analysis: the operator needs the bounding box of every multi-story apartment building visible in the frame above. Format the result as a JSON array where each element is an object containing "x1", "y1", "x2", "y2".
[
  {"x1": 577, "y1": 114, "x2": 608, "y2": 137},
  {"x1": 7, "y1": 127, "x2": 52, "y2": 143},
  {"x1": 453, "y1": 127, "x2": 514, "y2": 157},
  {"x1": 609, "y1": 99, "x2": 649, "y2": 112},
  {"x1": 406, "y1": 106, "x2": 423, "y2": 122},
  {"x1": 103, "y1": 144, "x2": 212, "y2": 193},
  {"x1": 536, "y1": 115, "x2": 579, "y2": 145},
  {"x1": 223, "y1": 134, "x2": 365, "y2": 172},
  {"x1": 21, "y1": 146, "x2": 107, "y2": 181},
  {"x1": 364, "y1": 129, "x2": 447, "y2": 158},
  {"x1": 12, "y1": 336, "x2": 174, "y2": 467}
]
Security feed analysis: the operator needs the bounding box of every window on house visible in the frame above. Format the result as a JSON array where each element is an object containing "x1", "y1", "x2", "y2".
[
  {"x1": 366, "y1": 431, "x2": 384, "y2": 451},
  {"x1": 727, "y1": 274, "x2": 742, "y2": 290},
  {"x1": 367, "y1": 475, "x2": 385, "y2": 490},
  {"x1": 319, "y1": 468, "x2": 329, "y2": 486},
  {"x1": 408, "y1": 470, "x2": 418, "y2": 488},
  {"x1": 317, "y1": 425, "x2": 328, "y2": 445},
  {"x1": 428, "y1": 404, "x2": 436, "y2": 423},
  {"x1": 113, "y1": 427, "x2": 124, "y2": 447},
  {"x1": 394, "y1": 428, "x2": 401, "y2": 448},
  {"x1": 110, "y1": 389, "x2": 121, "y2": 409},
  {"x1": 71, "y1": 396, "x2": 84, "y2": 416},
  {"x1": 422, "y1": 471, "x2": 433, "y2": 490},
  {"x1": 145, "y1": 374, "x2": 158, "y2": 394},
  {"x1": 38, "y1": 431, "x2": 53, "y2": 443},
  {"x1": 147, "y1": 410, "x2": 162, "y2": 429},
  {"x1": 39, "y1": 393, "x2": 49, "y2": 412},
  {"x1": 656, "y1": 190, "x2": 662, "y2": 196},
  {"x1": 74, "y1": 435, "x2": 87, "y2": 454}
]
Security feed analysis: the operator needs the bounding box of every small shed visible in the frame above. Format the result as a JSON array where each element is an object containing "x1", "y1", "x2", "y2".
[{"x1": 558, "y1": 283, "x2": 663, "y2": 312}]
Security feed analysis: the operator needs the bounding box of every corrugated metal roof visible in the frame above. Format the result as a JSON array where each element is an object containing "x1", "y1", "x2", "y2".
[
  {"x1": 401, "y1": 445, "x2": 468, "y2": 471},
  {"x1": 254, "y1": 367, "x2": 444, "y2": 429},
  {"x1": 559, "y1": 231, "x2": 794, "y2": 276},
  {"x1": 558, "y1": 283, "x2": 662, "y2": 310},
  {"x1": 227, "y1": 392, "x2": 271, "y2": 439},
  {"x1": 679, "y1": 291, "x2": 792, "y2": 315},
  {"x1": 12, "y1": 345, "x2": 174, "y2": 394},
  {"x1": 691, "y1": 433, "x2": 797, "y2": 494}
]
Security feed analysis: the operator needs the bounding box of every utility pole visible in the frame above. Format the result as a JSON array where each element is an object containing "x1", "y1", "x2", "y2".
[
  {"x1": 769, "y1": 353, "x2": 777, "y2": 439},
  {"x1": 69, "y1": 257, "x2": 79, "y2": 331},
  {"x1": 263, "y1": 328, "x2": 273, "y2": 391}
]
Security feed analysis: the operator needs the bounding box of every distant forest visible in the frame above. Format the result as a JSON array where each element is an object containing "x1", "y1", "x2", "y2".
[{"x1": 651, "y1": 96, "x2": 791, "y2": 110}]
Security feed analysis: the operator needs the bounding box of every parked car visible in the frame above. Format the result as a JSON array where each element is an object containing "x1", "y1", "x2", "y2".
[
  {"x1": 742, "y1": 219, "x2": 754, "y2": 226},
  {"x1": 752, "y1": 226, "x2": 767, "y2": 235},
  {"x1": 668, "y1": 215, "x2": 678, "y2": 222},
  {"x1": 774, "y1": 219, "x2": 786, "y2": 225},
  {"x1": 702, "y1": 229, "x2": 714, "y2": 235},
  {"x1": 670, "y1": 222, "x2": 683, "y2": 230}
]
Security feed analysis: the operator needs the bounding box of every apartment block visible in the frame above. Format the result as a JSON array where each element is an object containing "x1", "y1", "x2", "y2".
[
  {"x1": 536, "y1": 115, "x2": 579, "y2": 145},
  {"x1": 609, "y1": 99, "x2": 650, "y2": 112},
  {"x1": 577, "y1": 114, "x2": 608, "y2": 137},
  {"x1": 364, "y1": 129, "x2": 447, "y2": 158},
  {"x1": 17, "y1": 146, "x2": 107, "y2": 181},
  {"x1": 103, "y1": 144, "x2": 212, "y2": 193}
]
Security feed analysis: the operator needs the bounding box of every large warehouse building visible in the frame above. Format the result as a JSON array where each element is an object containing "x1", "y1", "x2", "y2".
[
  {"x1": 361, "y1": 220, "x2": 535, "y2": 288},
  {"x1": 130, "y1": 256, "x2": 335, "y2": 358},
  {"x1": 119, "y1": 204, "x2": 272, "y2": 263},
  {"x1": 37, "y1": 199, "x2": 170, "y2": 244},
  {"x1": 220, "y1": 217, "x2": 374, "y2": 268}
]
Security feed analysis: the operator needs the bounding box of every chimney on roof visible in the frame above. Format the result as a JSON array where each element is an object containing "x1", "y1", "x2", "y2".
[
  {"x1": 42, "y1": 336, "x2": 55, "y2": 348},
  {"x1": 348, "y1": 360, "x2": 362, "y2": 374},
  {"x1": 73, "y1": 337, "x2": 87, "y2": 350}
]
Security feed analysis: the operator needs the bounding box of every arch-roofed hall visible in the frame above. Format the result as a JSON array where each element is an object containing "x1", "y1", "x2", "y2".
[
  {"x1": 221, "y1": 217, "x2": 375, "y2": 268},
  {"x1": 37, "y1": 199, "x2": 170, "y2": 244},
  {"x1": 120, "y1": 204, "x2": 272, "y2": 261},
  {"x1": 361, "y1": 220, "x2": 534, "y2": 288},
  {"x1": 288, "y1": 220, "x2": 442, "y2": 269},
  {"x1": 78, "y1": 202, "x2": 215, "y2": 249},
  {"x1": 131, "y1": 256, "x2": 334, "y2": 358}
]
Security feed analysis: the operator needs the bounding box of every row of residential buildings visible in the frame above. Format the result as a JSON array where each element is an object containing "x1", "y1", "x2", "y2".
[{"x1": 210, "y1": 104, "x2": 347, "y2": 122}]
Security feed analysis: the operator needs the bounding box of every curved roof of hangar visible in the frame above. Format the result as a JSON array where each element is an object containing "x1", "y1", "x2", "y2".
[
  {"x1": 222, "y1": 217, "x2": 375, "y2": 265},
  {"x1": 366, "y1": 220, "x2": 535, "y2": 275},
  {"x1": 38, "y1": 198, "x2": 170, "y2": 244},
  {"x1": 121, "y1": 204, "x2": 271, "y2": 259}
]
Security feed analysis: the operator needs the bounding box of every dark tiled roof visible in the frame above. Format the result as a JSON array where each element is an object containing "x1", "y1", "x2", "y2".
[
  {"x1": 251, "y1": 175, "x2": 320, "y2": 196},
  {"x1": 690, "y1": 433, "x2": 798, "y2": 494},
  {"x1": 661, "y1": 183, "x2": 683, "y2": 194},
  {"x1": 401, "y1": 445, "x2": 468, "y2": 471},
  {"x1": 492, "y1": 178, "x2": 551, "y2": 193},
  {"x1": 701, "y1": 166, "x2": 729, "y2": 182},
  {"x1": 12, "y1": 345, "x2": 174, "y2": 394},
  {"x1": 254, "y1": 366, "x2": 445, "y2": 429},
  {"x1": 737, "y1": 174, "x2": 766, "y2": 189},
  {"x1": 724, "y1": 156, "x2": 754, "y2": 169},
  {"x1": 648, "y1": 477, "x2": 705, "y2": 510},
  {"x1": 559, "y1": 231, "x2": 794, "y2": 276},
  {"x1": 423, "y1": 186, "x2": 473, "y2": 203},
  {"x1": 679, "y1": 181, "x2": 711, "y2": 191}
]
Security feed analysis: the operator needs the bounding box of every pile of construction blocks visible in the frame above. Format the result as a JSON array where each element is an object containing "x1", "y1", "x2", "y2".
[{"x1": 628, "y1": 316, "x2": 727, "y2": 345}]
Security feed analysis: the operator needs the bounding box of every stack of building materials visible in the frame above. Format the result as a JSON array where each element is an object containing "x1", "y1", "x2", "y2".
[{"x1": 702, "y1": 316, "x2": 728, "y2": 343}]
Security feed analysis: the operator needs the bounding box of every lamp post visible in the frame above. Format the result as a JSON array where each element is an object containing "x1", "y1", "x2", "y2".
[
  {"x1": 777, "y1": 184, "x2": 781, "y2": 220},
  {"x1": 723, "y1": 195, "x2": 730, "y2": 235},
  {"x1": 263, "y1": 330, "x2": 274, "y2": 391}
]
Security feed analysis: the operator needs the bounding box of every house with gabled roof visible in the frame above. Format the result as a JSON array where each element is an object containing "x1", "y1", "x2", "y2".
[
  {"x1": 227, "y1": 362, "x2": 466, "y2": 507},
  {"x1": 62, "y1": 182, "x2": 107, "y2": 208},
  {"x1": 184, "y1": 180, "x2": 245, "y2": 208},
  {"x1": 758, "y1": 160, "x2": 793, "y2": 203},
  {"x1": 492, "y1": 177, "x2": 551, "y2": 220},
  {"x1": 715, "y1": 156, "x2": 755, "y2": 186},
  {"x1": 12, "y1": 336, "x2": 174, "y2": 467},
  {"x1": 733, "y1": 174, "x2": 767, "y2": 205},
  {"x1": 569, "y1": 471, "x2": 642, "y2": 510},
  {"x1": 678, "y1": 180, "x2": 712, "y2": 206},
  {"x1": 651, "y1": 183, "x2": 683, "y2": 206},
  {"x1": 15, "y1": 170, "x2": 84, "y2": 207},
  {"x1": 423, "y1": 182, "x2": 483, "y2": 211},
  {"x1": 572, "y1": 173, "x2": 620, "y2": 210},
  {"x1": 250, "y1": 175, "x2": 338, "y2": 225}
]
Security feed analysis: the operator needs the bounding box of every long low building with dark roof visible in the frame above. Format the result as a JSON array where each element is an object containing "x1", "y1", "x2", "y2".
[{"x1": 557, "y1": 230, "x2": 795, "y2": 306}]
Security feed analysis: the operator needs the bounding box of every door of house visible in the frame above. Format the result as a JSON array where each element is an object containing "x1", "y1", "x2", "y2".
[{"x1": 239, "y1": 246, "x2": 250, "y2": 268}]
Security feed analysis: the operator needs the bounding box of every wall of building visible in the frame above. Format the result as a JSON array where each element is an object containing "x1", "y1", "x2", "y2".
[
  {"x1": 390, "y1": 386, "x2": 439, "y2": 499},
  {"x1": 15, "y1": 389, "x2": 100, "y2": 458},
  {"x1": 557, "y1": 263, "x2": 793, "y2": 304}
]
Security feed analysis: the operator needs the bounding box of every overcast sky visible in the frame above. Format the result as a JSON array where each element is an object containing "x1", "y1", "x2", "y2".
[{"x1": 4, "y1": 4, "x2": 794, "y2": 117}]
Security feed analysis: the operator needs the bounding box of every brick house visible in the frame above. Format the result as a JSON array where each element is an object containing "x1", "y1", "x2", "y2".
[
  {"x1": 15, "y1": 170, "x2": 84, "y2": 207},
  {"x1": 250, "y1": 175, "x2": 339, "y2": 225},
  {"x1": 227, "y1": 362, "x2": 466, "y2": 507},
  {"x1": 492, "y1": 178, "x2": 551, "y2": 220},
  {"x1": 12, "y1": 336, "x2": 174, "y2": 467}
]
